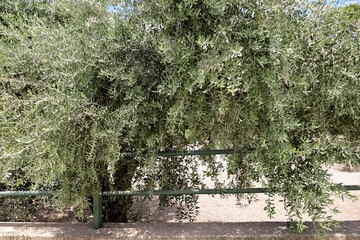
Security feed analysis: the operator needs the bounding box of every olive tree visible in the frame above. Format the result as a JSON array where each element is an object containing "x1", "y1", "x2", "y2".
[{"x1": 1, "y1": 0, "x2": 359, "y2": 230}]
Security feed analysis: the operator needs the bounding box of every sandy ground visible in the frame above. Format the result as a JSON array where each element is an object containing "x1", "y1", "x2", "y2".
[
  {"x1": 138, "y1": 163, "x2": 360, "y2": 223},
  {"x1": 2, "y1": 221, "x2": 360, "y2": 239}
]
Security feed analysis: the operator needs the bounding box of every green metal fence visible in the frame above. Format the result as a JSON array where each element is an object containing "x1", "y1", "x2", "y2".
[{"x1": 1, "y1": 149, "x2": 360, "y2": 230}]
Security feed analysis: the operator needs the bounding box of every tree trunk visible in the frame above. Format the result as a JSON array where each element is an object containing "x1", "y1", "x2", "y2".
[{"x1": 102, "y1": 157, "x2": 138, "y2": 222}]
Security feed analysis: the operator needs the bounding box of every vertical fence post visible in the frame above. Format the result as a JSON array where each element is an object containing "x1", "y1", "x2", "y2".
[{"x1": 93, "y1": 192, "x2": 103, "y2": 229}]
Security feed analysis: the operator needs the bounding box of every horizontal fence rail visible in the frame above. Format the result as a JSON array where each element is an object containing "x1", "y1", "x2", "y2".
[
  {"x1": 102, "y1": 188, "x2": 268, "y2": 196},
  {"x1": 121, "y1": 148, "x2": 252, "y2": 158},
  {"x1": 102, "y1": 185, "x2": 360, "y2": 196},
  {"x1": 0, "y1": 191, "x2": 54, "y2": 197},
  {"x1": 2, "y1": 186, "x2": 360, "y2": 198},
  {"x1": 1, "y1": 149, "x2": 360, "y2": 230}
]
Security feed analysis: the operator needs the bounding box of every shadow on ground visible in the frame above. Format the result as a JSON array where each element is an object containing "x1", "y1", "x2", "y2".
[{"x1": 1, "y1": 221, "x2": 360, "y2": 239}]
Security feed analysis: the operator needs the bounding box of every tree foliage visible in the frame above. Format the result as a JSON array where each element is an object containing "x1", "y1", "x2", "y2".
[{"x1": 1, "y1": 0, "x2": 359, "y2": 230}]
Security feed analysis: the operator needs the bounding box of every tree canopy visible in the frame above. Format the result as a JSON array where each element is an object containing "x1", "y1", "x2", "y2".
[{"x1": 1, "y1": 0, "x2": 359, "y2": 230}]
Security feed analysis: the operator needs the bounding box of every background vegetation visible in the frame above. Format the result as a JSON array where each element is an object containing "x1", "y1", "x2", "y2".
[{"x1": 0, "y1": 0, "x2": 359, "y2": 231}]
